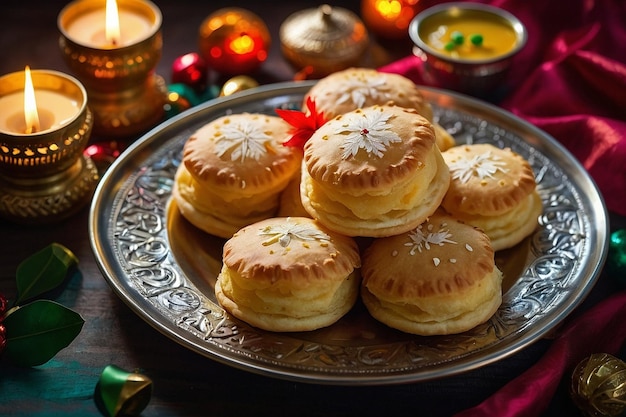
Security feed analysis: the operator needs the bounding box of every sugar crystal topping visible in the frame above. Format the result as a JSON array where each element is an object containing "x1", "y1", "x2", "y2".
[
  {"x1": 336, "y1": 74, "x2": 389, "y2": 108},
  {"x1": 338, "y1": 110, "x2": 401, "y2": 159},
  {"x1": 448, "y1": 150, "x2": 509, "y2": 184},
  {"x1": 405, "y1": 222, "x2": 457, "y2": 256},
  {"x1": 214, "y1": 119, "x2": 272, "y2": 162},
  {"x1": 258, "y1": 218, "x2": 330, "y2": 248}
]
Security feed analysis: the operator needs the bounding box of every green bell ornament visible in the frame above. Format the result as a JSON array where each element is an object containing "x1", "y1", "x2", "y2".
[{"x1": 94, "y1": 365, "x2": 153, "y2": 417}]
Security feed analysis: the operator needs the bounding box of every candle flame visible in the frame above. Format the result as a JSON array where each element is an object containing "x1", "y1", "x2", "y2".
[
  {"x1": 375, "y1": 0, "x2": 402, "y2": 20},
  {"x1": 23, "y1": 66, "x2": 40, "y2": 135},
  {"x1": 230, "y1": 34, "x2": 255, "y2": 55},
  {"x1": 105, "y1": 0, "x2": 121, "y2": 46}
]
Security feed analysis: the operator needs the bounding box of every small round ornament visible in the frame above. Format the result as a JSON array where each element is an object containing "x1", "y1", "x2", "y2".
[
  {"x1": 607, "y1": 229, "x2": 626, "y2": 285},
  {"x1": 171, "y1": 52, "x2": 208, "y2": 92},
  {"x1": 219, "y1": 75, "x2": 259, "y2": 97},
  {"x1": 84, "y1": 141, "x2": 123, "y2": 174},
  {"x1": 361, "y1": 0, "x2": 424, "y2": 39},
  {"x1": 198, "y1": 8, "x2": 271, "y2": 75},
  {"x1": 571, "y1": 353, "x2": 626, "y2": 417}
]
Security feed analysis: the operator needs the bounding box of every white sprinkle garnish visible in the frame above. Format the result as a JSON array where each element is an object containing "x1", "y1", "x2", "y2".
[
  {"x1": 433, "y1": 257, "x2": 441, "y2": 266},
  {"x1": 450, "y1": 258, "x2": 457, "y2": 263},
  {"x1": 465, "y1": 243, "x2": 474, "y2": 252},
  {"x1": 391, "y1": 250, "x2": 399, "y2": 257},
  {"x1": 258, "y1": 218, "x2": 330, "y2": 248},
  {"x1": 336, "y1": 74, "x2": 389, "y2": 108},
  {"x1": 214, "y1": 119, "x2": 272, "y2": 162},
  {"x1": 448, "y1": 150, "x2": 509, "y2": 184},
  {"x1": 405, "y1": 223, "x2": 457, "y2": 255},
  {"x1": 338, "y1": 110, "x2": 401, "y2": 159}
]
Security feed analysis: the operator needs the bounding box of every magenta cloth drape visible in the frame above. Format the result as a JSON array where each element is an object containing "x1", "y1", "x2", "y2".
[
  {"x1": 454, "y1": 290, "x2": 626, "y2": 417},
  {"x1": 380, "y1": 1, "x2": 626, "y2": 415},
  {"x1": 380, "y1": 0, "x2": 626, "y2": 217}
]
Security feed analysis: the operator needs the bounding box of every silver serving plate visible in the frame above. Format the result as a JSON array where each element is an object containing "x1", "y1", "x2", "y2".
[{"x1": 89, "y1": 81, "x2": 608, "y2": 385}]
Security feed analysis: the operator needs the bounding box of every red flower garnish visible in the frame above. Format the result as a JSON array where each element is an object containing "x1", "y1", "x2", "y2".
[{"x1": 276, "y1": 97, "x2": 326, "y2": 150}]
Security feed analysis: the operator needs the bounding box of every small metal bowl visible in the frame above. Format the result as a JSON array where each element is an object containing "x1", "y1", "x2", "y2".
[{"x1": 409, "y1": 2, "x2": 527, "y2": 99}]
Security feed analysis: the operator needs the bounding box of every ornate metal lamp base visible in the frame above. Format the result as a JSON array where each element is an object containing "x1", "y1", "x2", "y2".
[
  {"x1": 87, "y1": 74, "x2": 167, "y2": 139},
  {"x1": 0, "y1": 155, "x2": 99, "y2": 224}
]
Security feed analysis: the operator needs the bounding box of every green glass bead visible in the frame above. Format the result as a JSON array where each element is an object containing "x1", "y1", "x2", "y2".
[
  {"x1": 470, "y1": 34, "x2": 484, "y2": 46},
  {"x1": 607, "y1": 229, "x2": 626, "y2": 286},
  {"x1": 451, "y1": 31, "x2": 464, "y2": 45}
]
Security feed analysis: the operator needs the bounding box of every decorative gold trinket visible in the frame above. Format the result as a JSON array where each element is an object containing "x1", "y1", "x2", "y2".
[
  {"x1": 279, "y1": 4, "x2": 370, "y2": 78},
  {"x1": 571, "y1": 353, "x2": 626, "y2": 417}
]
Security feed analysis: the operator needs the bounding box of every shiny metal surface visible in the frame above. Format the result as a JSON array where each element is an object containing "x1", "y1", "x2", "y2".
[{"x1": 90, "y1": 81, "x2": 608, "y2": 385}]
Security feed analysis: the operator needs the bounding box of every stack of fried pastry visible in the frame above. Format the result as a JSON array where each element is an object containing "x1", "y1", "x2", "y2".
[
  {"x1": 172, "y1": 113, "x2": 302, "y2": 238},
  {"x1": 215, "y1": 216, "x2": 361, "y2": 332},
  {"x1": 361, "y1": 210, "x2": 504, "y2": 335},
  {"x1": 300, "y1": 104, "x2": 451, "y2": 237},
  {"x1": 441, "y1": 143, "x2": 542, "y2": 251}
]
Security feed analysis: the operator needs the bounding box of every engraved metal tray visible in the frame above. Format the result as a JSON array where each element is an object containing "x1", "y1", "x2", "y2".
[{"x1": 90, "y1": 81, "x2": 609, "y2": 385}]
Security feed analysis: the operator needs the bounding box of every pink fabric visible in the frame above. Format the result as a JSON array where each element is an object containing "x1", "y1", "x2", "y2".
[
  {"x1": 380, "y1": 0, "x2": 626, "y2": 216},
  {"x1": 454, "y1": 291, "x2": 626, "y2": 417},
  {"x1": 381, "y1": 1, "x2": 626, "y2": 414}
]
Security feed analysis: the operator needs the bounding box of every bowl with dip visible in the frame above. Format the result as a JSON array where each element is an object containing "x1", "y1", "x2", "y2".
[{"x1": 409, "y1": 2, "x2": 527, "y2": 99}]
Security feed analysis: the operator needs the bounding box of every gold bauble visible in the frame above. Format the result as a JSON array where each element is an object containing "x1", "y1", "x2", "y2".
[
  {"x1": 279, "y1": 4, "x2": 369, "y2": 79},
  {"x1": 219, "y1": 75, "x2": 259, "y2": 97},
  {"x1": 571, "y1": 353, "x2": 626, "y2": 417}
]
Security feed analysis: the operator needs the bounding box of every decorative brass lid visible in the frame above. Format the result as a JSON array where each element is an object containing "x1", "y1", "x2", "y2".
[{"x1": 279, "y1": 4, "x2": 369, "y2": 78}]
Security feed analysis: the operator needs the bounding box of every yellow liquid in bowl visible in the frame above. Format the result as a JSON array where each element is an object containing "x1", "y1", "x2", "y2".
[{"x1": 420, "y1": 15, "x2": 519, "y2": 61}]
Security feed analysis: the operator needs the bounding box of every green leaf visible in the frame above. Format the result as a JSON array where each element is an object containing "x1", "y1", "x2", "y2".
[
  {"x1": 3, "y1": 300, "x2": 84, "y2": 367},
  {"x1": 14, "y1": 243, "x2": 79, "y2": 306}
]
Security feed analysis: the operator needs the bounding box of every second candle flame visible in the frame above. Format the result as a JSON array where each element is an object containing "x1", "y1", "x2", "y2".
[
  {"x1": 105, "y1": 0, "x2": 121, "y2": 46},
  {"x1": 24, "y1": 66, "x2": 40, "y2": 135}
]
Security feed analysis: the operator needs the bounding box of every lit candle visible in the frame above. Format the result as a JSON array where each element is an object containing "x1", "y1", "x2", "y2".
[
  {"x1": 62, "y1": 0, "x2": 153, "y2": 49},
  {"x1": 0, "y1": 67, "x2": 81, "y2": 135},
  {"x1": 58, "y1": 0, "x2": 165, "y2": 138},
  {"x1": 361, "y1": 0, "x2": 423, "y2": 39},
  {"x1": 0, "y1": 68, "x2": 96, "y2": 224}
]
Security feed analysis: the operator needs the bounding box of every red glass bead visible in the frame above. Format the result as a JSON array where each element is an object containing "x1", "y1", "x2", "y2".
[{"x1": 171, "y1": 52, "x2": 209, "y2": 92}]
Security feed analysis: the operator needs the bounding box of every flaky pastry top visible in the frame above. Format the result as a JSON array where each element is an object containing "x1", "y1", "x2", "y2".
[
  {"x1": 222, "y1": 217, "x2": 361, "y2": 287},
  {"x1": 442, "y1": 143, "x2": 537, "y2": 216},
  {"x1": 304, "y1": 67, "x2": 434, "y2": 121},
  {"x1": 362, "y1": 210, "x2": 496, "y2": 300},
  {"x1": 303, "y1": 105, "x2": 437, "y2": 193},
  {"x1": 183, "y1": 113, "x2": 301, "y2": 193}
]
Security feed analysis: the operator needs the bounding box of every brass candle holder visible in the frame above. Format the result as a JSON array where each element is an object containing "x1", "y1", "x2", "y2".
[
  {"x1": 0, "y1": 70, "x2": 98, "y2": 224},
  {"x1": 57, "y1": 0, "x2": 166, "y2": 139}
]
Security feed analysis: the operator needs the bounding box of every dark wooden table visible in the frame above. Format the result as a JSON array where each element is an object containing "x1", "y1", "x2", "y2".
[{"x1": 1, "y1": 1, "x2": 624, "y2": 416}]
